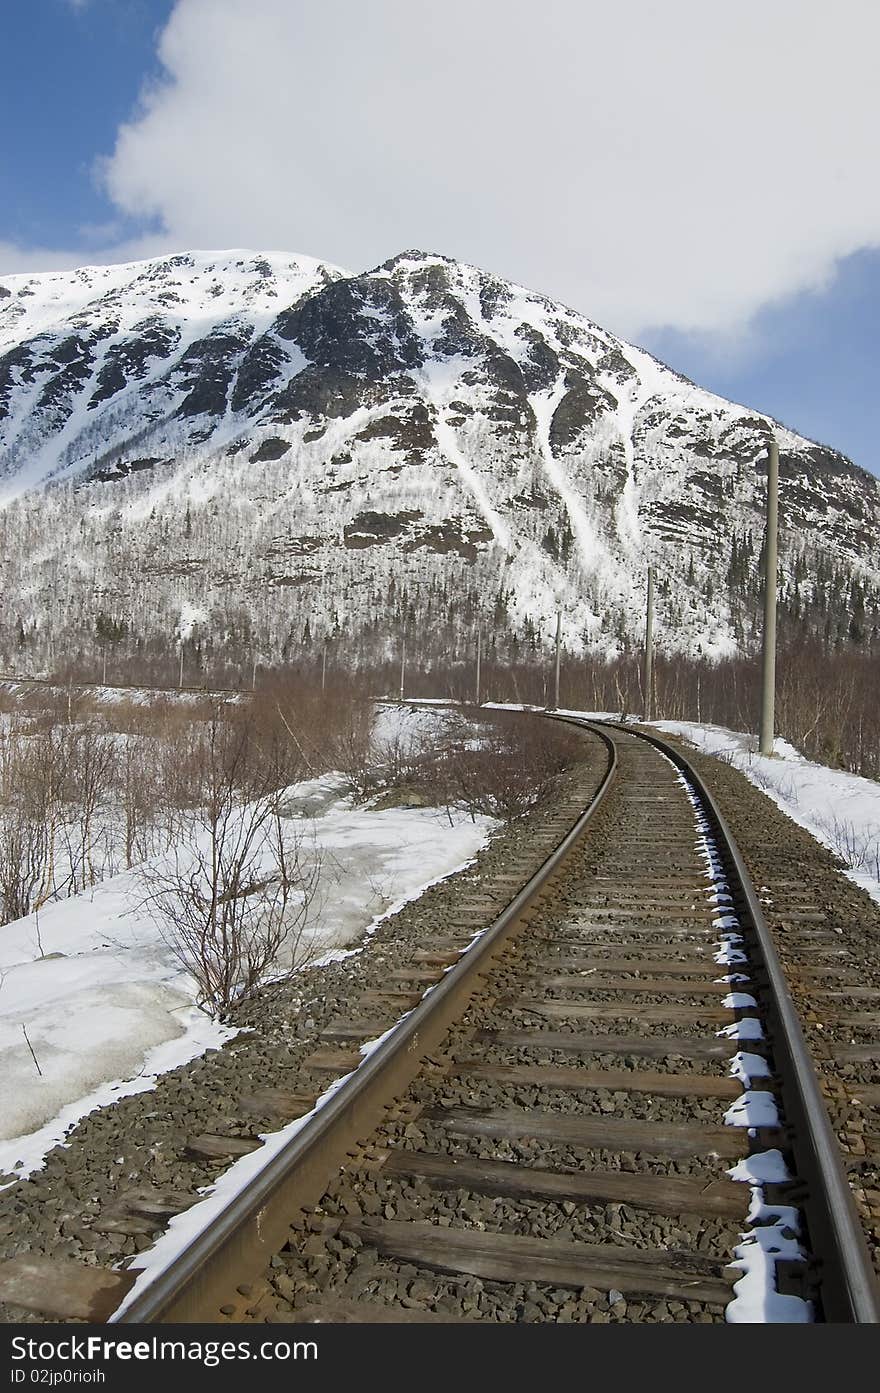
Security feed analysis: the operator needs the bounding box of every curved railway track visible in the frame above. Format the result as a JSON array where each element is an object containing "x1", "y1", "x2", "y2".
[{"x1": 3, "y1": 718, "x2": 878, "y2": 1324}]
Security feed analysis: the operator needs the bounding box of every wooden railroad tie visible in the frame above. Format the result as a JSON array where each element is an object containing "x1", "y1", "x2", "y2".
[
  {"x1": 333, "y1": 1217, "x2": 738, "y2": 1307},
  {"x1": 0, "y1": 1257, "x2": 134, "y2": 1322},
  {"x1": 381, "y1": 1148, "x2": 749, "y2": 1220},
  {"x1": 427, "y1": 1105, "x2": 782, "y2": 1159}
]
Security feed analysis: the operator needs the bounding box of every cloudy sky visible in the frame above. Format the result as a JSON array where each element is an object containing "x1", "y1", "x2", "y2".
[{"x1": 3, "y1": 0, "x2": 879, "y2": 470}]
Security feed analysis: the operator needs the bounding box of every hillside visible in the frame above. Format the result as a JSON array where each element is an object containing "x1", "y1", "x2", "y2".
[{"x1": 1, "y1": 248, "x2": 878, "y2": 674}]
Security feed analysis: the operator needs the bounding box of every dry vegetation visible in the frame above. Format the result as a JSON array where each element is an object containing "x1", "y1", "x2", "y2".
[
  {"x1": 12, "y1": 629, "x2": 873, "y2": 1012},
  {"x1": 403, "y1": 708, "x2": 584, "y2": 821},
  {"x1": 0, "y1": 679, "x2": 586, "y2": 1013},
  {"x1": 137, "y1": 712, "x2": 324, "y2": 1017},
  {"x1": 423, "y1": 642, "x2": 880, "y2": 782}
]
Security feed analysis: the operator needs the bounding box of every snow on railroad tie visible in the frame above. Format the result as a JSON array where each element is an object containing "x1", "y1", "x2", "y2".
[
  {"x1": 669, "y1": 758, "x2": 814, "y2": 1323},
  {"x1": 725, "y1": 1153, "x2": 813, "y2": 1324},
  {"x1": 723, "y1": 1090, "x2": 781, "y2": 1128}
]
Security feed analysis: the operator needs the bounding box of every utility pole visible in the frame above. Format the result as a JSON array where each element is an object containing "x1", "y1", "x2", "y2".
[
  {"x1": 475, "y1": 624, "x2": 482, "y2": 706},
  {"x1": 643, "y1": 565, "x2": 654, "y2": 722},
  {"x1": 178, "y1": 643, "x2": 184, "y2": 689},
  {"x1": 759, "y1": 436, "x2": 779, "y2": 755},
  {"x1": 252, "y1": 657, "x2": 258, "y2": 691},
  {"x1": 553, "y1": 608, "x2": 562, "y2": 711},
  {"x1": 399, "y1": 632, "x2": 406, "y2": 702},
  {"x1": 321, "y1": 643, "x2": 327, "y2": 692}
]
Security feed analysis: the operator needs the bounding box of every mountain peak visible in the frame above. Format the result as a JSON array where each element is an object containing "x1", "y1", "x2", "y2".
[
  {"x1": 380, "y1": 248, "x2": 455, "y2": 268},
  {"x1": 0, "y1": 246, "x2": 877, "y2": 670}
]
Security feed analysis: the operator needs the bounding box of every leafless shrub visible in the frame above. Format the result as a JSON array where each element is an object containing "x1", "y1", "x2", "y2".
[
  {"x1": 251, "y1": 671, "x2": 376, "y2": 794},
  {"x1": 64, "y1": 725, "x2": 118, "y2": 892},
  {"x1": 0, "y1": 815, "x2": 48, "y2": 923},
  {"x1": 137, "y1": 715, "x2": 323, "y2": 1018},
  {"x1": 329, "y1": 706, "x2": 383, "y2": 801},
  {"x1": 375, "y1": 712, "x2": 429, "y2": 789},
  {"x1": 117, "y1": 738, "x2": 162, "y2": 868},
  {"x1": 814, "y1": 813, "x2": 880, "y2": 878},
  {"x1": 0, "y1": 724, "x2": 76, "y2": 914},
  {"x1": 429, "y1": 709, "x2": 585, "y2": 821}
]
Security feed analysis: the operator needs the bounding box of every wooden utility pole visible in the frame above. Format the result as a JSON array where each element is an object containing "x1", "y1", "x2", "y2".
[
  {"x1": 321, "y1": 643, "x2": 327, "y2": 692},
  {"x1": 399, "y1": 632, "x2": 406, "y2": 702},
  {"x1": 759, "y1": 437, "x2": 779, "y2": 755},
  {"x1": 643, "y1": 565, "x2": 654, "y2": 722},
  {"x1": 553, "y1": 608, "x2": 562, "y2": 710},
  {"x1": 475, "y1": 625, "x2": 482, "y2": 706},
  {"x1": 178, "y1": 643, "x2": 184, "y2": 689}
]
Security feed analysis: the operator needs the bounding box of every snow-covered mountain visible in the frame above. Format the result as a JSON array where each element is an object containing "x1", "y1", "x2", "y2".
[{"x1": 1, "y1": 247, "x2": 878, "y2": 669}]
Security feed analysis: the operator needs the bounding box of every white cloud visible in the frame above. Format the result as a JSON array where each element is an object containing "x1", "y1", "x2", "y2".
[
  {"x1": 16, "y1": 1, "x2": 880, "y2": 339},
  {"x1": 0, "y1": 233, "x2": 176, "y2": 279}
]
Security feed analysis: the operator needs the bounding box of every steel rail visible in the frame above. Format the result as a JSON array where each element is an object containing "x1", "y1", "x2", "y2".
[
  {"x1": 572, "y1": 718, "x2": 880, "y2": 1325},
  {"x1": 112, "y1": 722, "x2": 618, "y2": 1322}
]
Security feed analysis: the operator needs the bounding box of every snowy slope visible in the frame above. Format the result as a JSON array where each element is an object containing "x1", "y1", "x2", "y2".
[
  {"x1": 0, "y1": 250, "x2": 343, "y2": 498},
  {"x1": 1, "y1": 248, "x2": 878, "y2": 664}
]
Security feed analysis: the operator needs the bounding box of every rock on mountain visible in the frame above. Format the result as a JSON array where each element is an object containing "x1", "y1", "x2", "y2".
[{"x1": 0, "y1": 247, "x2": 878, "y2": 669}]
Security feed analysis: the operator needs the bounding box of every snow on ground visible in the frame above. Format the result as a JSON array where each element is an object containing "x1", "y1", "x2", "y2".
[
  {"x1": 652, "y1": 720, "x2": 880, "y2": 907},
  {"x1": 372, "y1": 700, "x2": 463, "y2": 752},
  {"x1": 0, "y1": 679, "x2": 239, "y2": 707},
  {"x1": 0, "y1": 773, "x2": 496, "y2": 1184}
]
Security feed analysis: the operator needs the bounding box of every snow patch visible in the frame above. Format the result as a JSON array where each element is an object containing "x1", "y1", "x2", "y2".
[{"x1": 0, "y1": 762, "x2": 497, "y2": 1180}]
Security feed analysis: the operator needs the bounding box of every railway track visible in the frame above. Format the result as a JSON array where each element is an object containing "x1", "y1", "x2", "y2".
[{"x1": 2, "y1": 719, "x2": 878, "y2": 1324}]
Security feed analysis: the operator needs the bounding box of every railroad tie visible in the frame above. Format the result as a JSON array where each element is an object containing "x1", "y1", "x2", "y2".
[
  {"x1": 426, "y1": 1104, "x2": 782, "y2": 1159},
  {"x1": 0, "y1": 1257, "x2": 135, "y2": 1322},
  {"x1": 332, "y1": 1218, "x2": 737, "y2": 1307},
  {"x1": 380, "y1": 1149, "x2": 749, "y2": 1220}
]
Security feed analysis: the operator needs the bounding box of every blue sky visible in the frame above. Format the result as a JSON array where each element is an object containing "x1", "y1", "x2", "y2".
[
  {"x1": 0, "y1": 2, "x2": 173, "y2": 249},
  {"x1": 2, "y1": 1, "x2": 878, "y2": 476},
  {"x1": 647, "y1": 252, "x2": 880, "y2": 473}
]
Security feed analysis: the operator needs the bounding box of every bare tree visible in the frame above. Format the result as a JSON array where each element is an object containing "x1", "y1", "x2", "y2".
[
  {"x1": 0, "y1": 724, "x2": 72, "y2": 920},
  {"x1": 70, "y1": 725, "x2": 118, "y2": 891},
  {"x1": 118, "y1": 739, "x2": 161, "y2": 868},
  {"x1": 55, "y1": 725, "x2": 118, "y2": 894},
  {"x1": 428, "y1": 709, "x2": 584, "y2": 821},
  {"x1": 138, "y1": 716, "x2": 322, "y2": 1018},
  {"x1": 0, "y1": 815, "x2": 48, "y2": 924}
]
